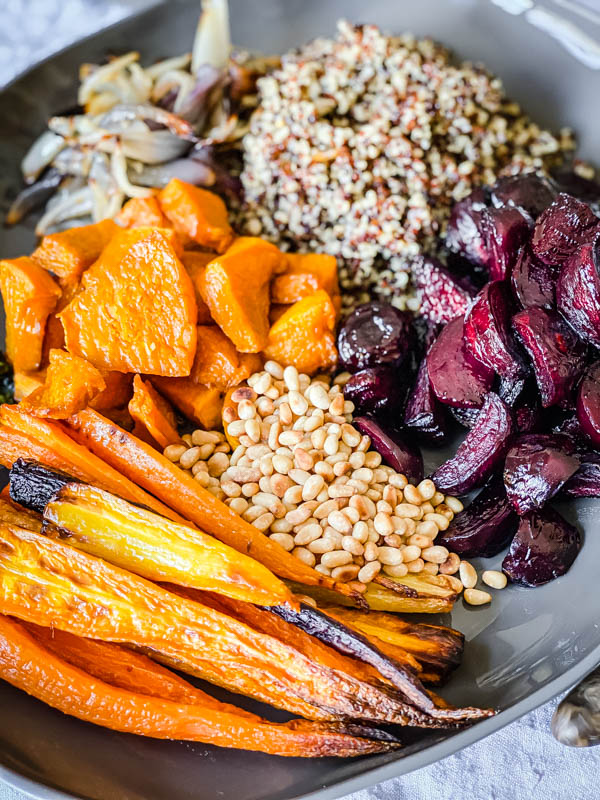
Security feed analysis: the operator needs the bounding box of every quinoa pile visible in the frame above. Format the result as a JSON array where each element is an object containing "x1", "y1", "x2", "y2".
[{"x1": 239, "y1": 21, "x2": 574, "y2": 310}]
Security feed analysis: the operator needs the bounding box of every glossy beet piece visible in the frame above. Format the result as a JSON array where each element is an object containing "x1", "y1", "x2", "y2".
[
  {"x1": 410, "y1": 256, "x2": 474, "y2": 325},
  {"x1": 503, "y1": 434, "x2": 580, "y2": 515},
  {"x1": 445, "y1": 187, "x2": 489, "y2": 267},
  {"x1": 464, "y1": 281, "x2": 526, "y2": 380},
  {"x1": 514, "y1": 397, "x2": 543, "y2": 434},
  {"x1": 562, "y1": 452, "x2": 600, "y2": 498},
  {"x1": 491, "y1": 173, "x2": 556, "y2": 219},
  {"x1": 337, "y1": 303, "x2": 413, "y2": 372},
  {"x1": 531, "y1": 193, "x2": 599, "y2": 266},
  {"x1": 577, "y1": 362, "x2": 600, "y2": 447},
  {"x1": 403, "y1": 359, "x2": 448, "y2": 445},
  {"x1": 483, "y1": 206, "x2": 532, "y2": 281},
  {"x1": 439, "y1": 477, "x2": 518, "y2": 558},
  {"x1": 344, "y1": 367, "x2": 404, "y2": 418},
  {"x1": 427, "y1": 317, "x2": 494, "y2": 409},
  {"x1": 512, "y1": 307, "x2": 587, "y2": 408},
  {"x1": 551, "y1": 169, "x2": 600, "y2": 215},
  {"x1": 502, "y1": 507, "x2": 581, "y2": 587},
  {"x1": 556, "y1": 234, "x2": 600, "y2": 348},
  {"x1": 511, "y1": 245, "x2": 557, "y2": 310},
  {"x1": 353, "y1": 417, "x2": 423, "y2": 483},
  {"x1": 449, "y1": 406, "x2": 479, "y2": 429},
  {"x1": 430, "y1": 393, "x2": 513, "y2": 495}
]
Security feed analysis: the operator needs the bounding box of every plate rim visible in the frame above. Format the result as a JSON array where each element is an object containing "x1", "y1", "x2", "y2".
[{"x1": 1, "y1": 1, "x2": 599, "y2": 797}]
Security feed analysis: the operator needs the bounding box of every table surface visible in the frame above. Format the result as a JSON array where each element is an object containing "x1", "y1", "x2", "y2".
[{"x1": 0, "y1": 1, "x2": 597, "y2": 799}]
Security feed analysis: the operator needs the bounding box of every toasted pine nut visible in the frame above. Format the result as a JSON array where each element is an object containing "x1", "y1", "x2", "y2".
[
  {"x1": 164, "y1": 444, "x2": 187, "y2": 462},
  {"x1": 383, "y1": 533, "x2": 403, "y2": 548},
  {"x1": 415, "y1": 520, "x2": 439, "y2": 538},
  {"x1": 314, "y1": 563, "x2": 331, "y2": 576},
  {"x1": 403, "y1": 484, "x2": 423, "y2": 505},
  {"x1": 423, "y1": 512, "x2": 450, "y2": 530},
  {"x1": 482, "y1": 570, "x2": 507, "y2": 589},
  {"x1": 364, "y1": 451, "x2": 382, "y2": 468},
  {"x1": 459, "y1": 561, "x2": 478, "y2": 589},
  {"x1": 302, "y1": 474, "x2": 325, "y2": 501},
  {"x1": 422, "y1": 562, "x2": 439, "y2": 575},
  {"x1": 321, "y1": 549, "x2": 353, "y2": 568},
  {"x1": 269, "y1": 533, "x2": 295, "y2": 551},
  {"x1": 439, "y1": 552, "x2": 460, "y2": 575},
  {"x1": 292, "y1": 546, "x2": 316, "y2": 567},
  {"x1": 408, "y1": 534, "x2": 433, "y2": 549},
  {"x1": 382, "y1": 563, "x2": 408, "y2": 578},
  {"x1": 252, "y1": 511, "x2": 275, "y2": 531},
  {"x1": 417, "y1": 479, "x2": 436, "y2": 501},
  {"x1": 406, "y1": 557, "x2": 425, "y2": 573},
  {"x1": 464, "y1": 588, "x2": 492, "y2": 606},
  {"x1": 358, "y1": 561, "x2": 381, "y2": 583},
  {"x1": 377, "y1": 546, "x2": 404, "y2": 566},
  {"x1": 363, "y1": 542, "x2": 379, "y2": 562},
  {"x1": 283, "y1": 485, "x2": 303, "y2": 505},
  {"x1": 388, "y1": 473, "x2": 408, "y2": 490},
  {"x1": 352, "y1": 521, "x2": 369, "y2": 543},
  {"x1": 431, "y1": 491, "x2": 445, "y2": 506},
  {"x1": 327, "y1": 510, "x2": 353, "y2": 534},
  {"x1": 341, "y1": 535, "x2": 364, "y2": 556},
  {"x1": 331, "y1": 564, "x2": 361, "y2": 582},
  {"x1": 445, "y1": 496, "x2": 464, "y2": 513},
  {"x1": 421, "y1": 545, "x2": 449, "y2": 564},
  {"x1": 402, "y1": 545, "x2": 421, "y2": 563}
]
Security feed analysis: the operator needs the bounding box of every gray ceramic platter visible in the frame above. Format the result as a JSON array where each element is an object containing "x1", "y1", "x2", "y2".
[{"x1": 1, "y1": 1, "x2": 600, "y2": 798}]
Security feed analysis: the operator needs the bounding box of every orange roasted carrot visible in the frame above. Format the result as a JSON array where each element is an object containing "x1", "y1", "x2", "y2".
[
  {"x1": 128, "y1": 374, "x2": 182, "y2": 449},
  {"x1": 68, "y1": 408, "x2": 360, "y2": 601},
  {"x1": 0, "y1": 616, "x2": 390, "y2": 757},
  {"x1": 0, "y1": 405, "x2": 185, "y2": 522}
]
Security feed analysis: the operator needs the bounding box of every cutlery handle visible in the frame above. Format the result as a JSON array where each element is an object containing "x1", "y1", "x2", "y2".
[{"x1": 552, "y1": 665, "x2": 600, "y2": 747}]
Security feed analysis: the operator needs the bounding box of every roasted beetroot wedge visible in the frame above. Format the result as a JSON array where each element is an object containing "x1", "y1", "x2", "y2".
[
  {"x1": 577, "y1": 362, "x2": 600, "y2": 447},
  {"x1": 464, "y1": 281, "x2": 526, "y2": 380},
  {"x1": 410, "y1": 256, "x2": 474, "y2": 325},
  {"x1": 512, "y1": 307, "x2": 587, "y2": 408},
  {"x1": 403, "y1": 359, "x2": 448, "y2": 445},
  {"x1": 491, "y1": 173, "x2": 556, "y2": 220},
  {"x1": 449, "y1": 406, "x2": 480, "y2": 429},
  {"x1": 556, "y1": 234, "x2": 600, "y2": 348},
  {"x1": 427, "y1": 317, "x2": 494, "y2": 409},
  {"x1": 430, "y1": 393, "x2": 513, "y2": 495},
  {"x1": 503, "y1": 434, "x2": 580, "y2": 514},
  {"x1": 353, "y1": 417, "x2": 423, "y2": 483},
  {"x1": 344, "y1": 367, "x2": 406, "y2": 418},
  {"x1": 562, "y1": 452, "x2": 600, "y2": 498},
  {"x1": 445, "y1": 187, "x2": 490, "y2": 267},
  {"x1": 439, "y1": 477, "x2": 518, "y2": 558},
  {"x1": 531, "y1": 193, "x2": 599, "y2": 266},
  {"x1": 483, "y1": 206, "x2": 532, "y2": 281},
  {"x1": 502, "y1": 507, "x2": 581, "y2": 587},
  {"x1": 337, "y1": 303, "x2": 414, "y2": 372},
  {"x1": 552, "y1": 168, "x2": 600, "y2": 212},
  {"x1": 511, "y1": 245, "x2": 557, "y2": 310}
]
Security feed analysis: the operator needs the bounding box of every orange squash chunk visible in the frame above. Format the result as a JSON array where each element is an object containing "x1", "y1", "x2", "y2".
[
  {"x1": 152, "y1": 376, "x2": 223, "y2": 430},
  {"x1": 192, "y1": 326, "x2": 262, "y2": 389},
  {"x1": 198, "y1": 237, "x2": 286, "y2": 353},
  {"x1": 159, "y1": 179, "x2": 233, "y2": 253},
  {"x1": 115, "y1": 196, "x2": 171, "y2": 229},
  {"x1": 91, "y1": 371, "x2": 133, "y2": 411},
  {"x1": 13, "y1": 370, "x2": 46, "y2": 402},
  {"x1": 129, "y1": 374, "x2": 182, "y2": 449},
  {"x1": 31, "y1": 219, "x2": 117, "y2": 285},
  {"x1": 21, "y1": 349, "x2": 106, "y2": 419},
  {"x1": 181, "y1": 251, "x2": 214, "y2": 324},
  {"x1": 271, "y1": 253, "x2": 339, "y2": 305},
  {"x1": 0, "y1": 256, "x2": 61, "y2": 372},
  {"x1": 262, "y1": 290, "x2": 338, "y2": 375},
  {"x1": 59, "y1": 227, "x2": 197, "y2": 376}
]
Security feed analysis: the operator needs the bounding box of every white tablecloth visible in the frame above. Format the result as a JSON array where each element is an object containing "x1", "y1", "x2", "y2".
[{"x1": 0, "y1": 1, "x2": 597, "y2": 798}]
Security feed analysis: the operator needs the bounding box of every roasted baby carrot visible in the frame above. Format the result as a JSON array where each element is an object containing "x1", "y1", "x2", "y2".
[
  {"x1": 67, "y1": 409, "x2": 360, "y2": 601},
  {"x1": 0, "y1": 616, "x2": 390, "y2": 757},
  {"x1": 41, "y1": 479, "x2": 291, "y2": 607}
]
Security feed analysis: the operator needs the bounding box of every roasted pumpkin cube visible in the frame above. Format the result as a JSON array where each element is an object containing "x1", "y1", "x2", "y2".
[
  {"x1": 181, "y1": 251, "x2": 215, "y2": 324},
  {"x1": 152, "y1": 376, "x2": 224, "y2": 430},
  {"x1": 198, "y1": 237, "x2": 286, "y2": 353},
  {"x1": 115, "y1": 196, "x2": 171, "y2": 229},
  {"x1": 0, "y1": 256, "x2": 61, "y2": 372},
  {"x1": 31, "y1": 219, "x2": 117, "y2": 285},
  {"x1": 159, "y1": 179, "x2": 233, "y2": 252},
  {"x1": 128, "y1": 374, "x2": 182, "y2": 449},
  {"x1": 192, "y1": 326, "x2": 262, "y2": 389}
]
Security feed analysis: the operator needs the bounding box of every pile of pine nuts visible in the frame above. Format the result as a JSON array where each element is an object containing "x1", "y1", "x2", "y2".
[{"x1": 163, "y1": 361, "x2": 507, "y2": 604}]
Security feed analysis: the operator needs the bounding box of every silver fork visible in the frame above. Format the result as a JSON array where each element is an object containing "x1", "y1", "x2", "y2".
[{"x1": 552, "y1": 666, "x2": 600, "y2": 747}]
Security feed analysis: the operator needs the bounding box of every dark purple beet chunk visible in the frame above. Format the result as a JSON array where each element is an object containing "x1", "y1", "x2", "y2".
[
  {"x1": 511, "y1": 245, "x2": 557, "y2": 310},
  {"x1": 427, "y1": 317, "x2": 494, "y2": 409},
  {"x1": 491, "y1": 173, "x2": 557, "y2": 219},
  {"x1": 512, "y1": 307, "x2": 587, "y2": 408},
  {"x1": 498, "y1": 378, "x2": 542, "y2": 432},
  {"x1": 344, "y1": 367, "x2": 404, "y2": 418},
  {"x1": 410, "y1": 256, "x2": 474, "y2": 325},
  {"x1": 503, "y1": 433, "x2": 580, "y2": 515},
  {"x1": 531, "y1": 192, "x2": 599, "y2": 266},
  {"x1": 556, "y1": 233, "x2": 600, "y2": 348},
  {"x1": 353, "y1": 417, "x2": 423, "y2": 483},
  {"x1": 403, "y1": 359, "x2": 448, "y2": 445},
  {"x1": 483, "y1": 206, "x2": 532, "y2": 281},
  {"x1": 445, "y1": 187, "x2": 489, "y2": 266},
  {"x1": 438, "y1": 477, "x2": 518, "y2": 558},
  {"x1": 551, "y1": 169, "x2": 600, "y2": 214},
  {"x1": 450, "y1": 406, "x2": 480, "y2": 429},
  {"x1": 337, "y1": 303, "x2": 414, "y2": 372},
  {"x1": 502, "y1": 506, "x2": 581, "y2": 587},
  {"x1": 577, "y1": 362, "x2": 600, "y2": 447},
  {"x1": 562, "y1": 452, "x2": 600, "y2": 498},
  {"x1": 464, "y1": 280, "x2": 526, "y2": 380},
  {"x1": 430, "y1": 393, "x2": 513, "y2": 495}
]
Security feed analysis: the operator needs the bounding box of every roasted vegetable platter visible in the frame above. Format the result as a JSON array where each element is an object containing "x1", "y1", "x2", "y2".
[{"x1": 1, "y1": 1, "x2": 600, "y2": 800}]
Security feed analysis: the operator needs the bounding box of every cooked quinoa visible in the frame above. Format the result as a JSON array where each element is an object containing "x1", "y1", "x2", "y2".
[{"x1": 239, "y1": 20, "x2": 574, "y2": 310}]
